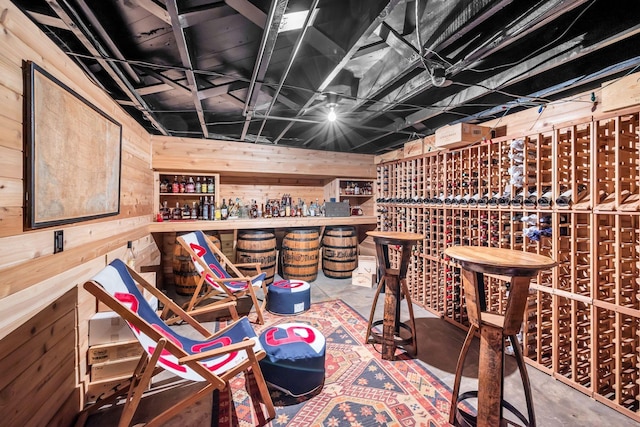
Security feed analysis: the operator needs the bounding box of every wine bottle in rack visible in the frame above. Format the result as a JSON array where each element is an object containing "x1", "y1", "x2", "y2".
[
  {"x1": 469, "y1": 193, "x2": 479, "y2": 207},
  {"x1": 478, "y1": 192, "x2": 489, "y2": 207},
  {"x1": 488, "y1": 192, "x2": 499, "y2": 207},
  {"x1": 510, "y1": 189, "x2": 525, "y2": 207},
  {"x1": 498, "y1": 191, "x2": 511, "y2": 207},
  {"x1": 524, "y1": 190, "x2": 538, "y2": 208},
  {"x1": 556, "y1": 184, "x2": 587, "y2": 207},
  {"x1": 460, "y1": 194, "x2": 471, "y2": 206},
  {"x1": 537, "y1": 189, "x2": 553, "y2": 207}
]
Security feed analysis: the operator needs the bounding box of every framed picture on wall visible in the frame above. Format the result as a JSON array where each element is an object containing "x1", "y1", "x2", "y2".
[{"x1": 23, "y1": 61, "x2": 122, "y2": 230}]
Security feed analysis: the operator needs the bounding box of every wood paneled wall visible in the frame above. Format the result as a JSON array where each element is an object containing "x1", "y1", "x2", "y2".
[{"x1": 0, "y1": 0, "x2": 157, "y2": 421}]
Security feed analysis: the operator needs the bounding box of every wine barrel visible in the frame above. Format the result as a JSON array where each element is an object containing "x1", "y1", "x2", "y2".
[
  {"x1": 282, "y1": 229, "x2": 320, "y2": 282},
  {"x1": 173, "y1": 232, "x2": 220, "y2": 295},
  {"x1": 236, "y1": 230, "x2": 277, "y2": 285},
  {"x1": 322, "y1": 226, "x2": 358, "y2": 278}
]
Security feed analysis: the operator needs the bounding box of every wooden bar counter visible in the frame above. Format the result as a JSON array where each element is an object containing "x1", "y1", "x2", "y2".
[{"x1": 149, "y1": 216, "x2": 377, "y2": 233}]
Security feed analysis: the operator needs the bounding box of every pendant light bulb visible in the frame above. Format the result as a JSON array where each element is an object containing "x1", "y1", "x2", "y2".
[{"x1": 328, "y1": 106, "x2": 337, "y2": 122}]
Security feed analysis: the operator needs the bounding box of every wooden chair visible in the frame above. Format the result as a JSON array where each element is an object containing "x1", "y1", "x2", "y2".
[
  {"x1": 177, "y1": 230, "x2": 268, "y2": 324},
  {"x1": 76, "y1": 259, "x2": 275, "y2": 427}
]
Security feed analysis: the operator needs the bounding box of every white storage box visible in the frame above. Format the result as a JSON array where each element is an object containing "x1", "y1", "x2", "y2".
[{"x1": 89, "y1": 311, "x2": 135, "y2": 346}]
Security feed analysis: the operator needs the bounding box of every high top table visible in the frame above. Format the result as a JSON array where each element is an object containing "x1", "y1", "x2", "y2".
[
  {"x1": 444, "y1": 246, "x2": 556, "y2": 427},
  {"x1": 365, "y1": 231, "x2": 424, "y2": 360}
]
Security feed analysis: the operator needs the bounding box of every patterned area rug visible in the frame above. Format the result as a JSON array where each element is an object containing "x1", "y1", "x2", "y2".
[{"x1": 218, "y1": 299, "x2": 456, "y2": 426}]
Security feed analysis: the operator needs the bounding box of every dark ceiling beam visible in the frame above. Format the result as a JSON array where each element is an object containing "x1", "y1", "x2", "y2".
[
  {"x1": 305, "y1": 27, "x2": 345, "y2": 58},
  {"x1": 253, "y1": 114, "x2": 420, "y2": 136},
  {"x1": 137, "y1": 83, "x2": 173, "y2": 96},
  {"x1": 352, "y1": 24, "x2": 640, "y2": 151},
  {"x1": 255, "y1": 0, "x2": 321, "y2": 142},
  {"x1": 132, "y1": 0, "x2": 171, "y2": 25},
  {"x1": 256, "y1": 87, "x2": 299, "y2": 111},
  {"x1": 74, "y1": 0, "x2": 140, "y2": 84},
  {"x1": 240, "y1": 0, "x2": 289, "y2": 140},
  {"x1": 272, "y1": 0, "x2": 403, "y2": 144},
  {"x1": 224, "y1": 0, "x2": 267, "y2": 29},
  {"x1": 137, "y1": 68, "x2": 191, "y2": 95},
  {"x1": 165, "y1": 0, "x2": 209, "y2": 138},
  {"x1": 28, "y1": 11, "x2": 66, "y2": 29},
  {"x1": 179, "y1": 3, "x2": 236, "y2": 27},
  {"x1": 312, "y1": 0, "x2": 591, "y2": 150},
  {"x1": 45, "y1": 0, "x2": 169, "y2": 135}
]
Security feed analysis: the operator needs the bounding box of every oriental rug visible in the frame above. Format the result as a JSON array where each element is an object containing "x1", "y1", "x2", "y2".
[{"x1": 217, "y1": 299, "x2": 458, "y2": 427}]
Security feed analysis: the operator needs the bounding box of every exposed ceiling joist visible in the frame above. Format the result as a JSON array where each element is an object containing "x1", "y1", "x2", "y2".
[
  {"x1": 225, "y1": 0, "x2": 266, "y2": 28},
  {"x1": 132, "y1": 0, "x2": 171, "y2": 24},
  {"x1": 165, "y1": 0, "x2": 209, "y2": 138}
]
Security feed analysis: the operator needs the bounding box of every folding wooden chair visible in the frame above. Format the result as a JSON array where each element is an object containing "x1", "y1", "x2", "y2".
[
  {"x1": 177, "y1": 230, "x2": 268, "y2": 324},
  {"x1": 76, "y1": 259, "x2": 275, "y2": 427}
]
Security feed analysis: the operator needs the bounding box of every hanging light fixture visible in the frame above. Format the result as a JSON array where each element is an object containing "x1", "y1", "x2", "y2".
[
  {"x1": 430, "y1": 66, "x2": 452, "y2": 87},
  {"x1": 327, "y1": 106, "x2": 337, "y2": 122}
]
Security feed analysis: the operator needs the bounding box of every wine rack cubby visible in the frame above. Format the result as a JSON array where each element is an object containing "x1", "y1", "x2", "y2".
[{"x1": 376, "y1": 108, "x2": 640, "y2": 422}]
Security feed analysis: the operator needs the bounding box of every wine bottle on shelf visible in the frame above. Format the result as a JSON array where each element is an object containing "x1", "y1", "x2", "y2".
[
  {"x1": 460, "y1": 194, "x2": 471, "y2": 206},
  {"x1": 478, "y1": 192, "x2": 489, "y2": 207},
  {"x1": 171, "y1": 175, "x2": 179, "y2": 193},
  {"x1": 202, "y1": 197, "x2": 209, "y2": 220},
  {"x1": 179, "y1": 176, "x2": 186, "y2": 193},
  {"x1": 488, "y1": 192, "x2": 499, "y2": 207},
  {"x1": 195, "y1": 176, "x2": 201, "y2": 193},
  {"x1": 556, "y1": 184, "x2": 587, "y2": 207},
  {"x1": 207, "y1": 177, "x2": 214, "y2": 193},
  {"x1": 221, "y1": 198, "x2": 228, "y2": 220},
  {"x1": 537, "y1": 189, "x2": 553, "y2": 207},
  {"x1": 191, "y1": 201, "x2": 198, "y2": 219},
  {"x1": 173, "y1": 202, "x2": 181, "y2": 220},
  {"x1": 186, "y1": 177, "x2": 195, "y2": 193},
  {"x1": 469, "y1": 193, "x2": 479, "y2": 207},
  {"x1": 201, "y1": 178, "x2": 208, "y2": 194}
]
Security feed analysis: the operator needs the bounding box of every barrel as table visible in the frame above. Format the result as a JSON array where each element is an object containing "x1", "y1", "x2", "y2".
[
  {"x1": 322, "y1": 226, "x2": 358, "y2": 278},
  {"x1": 236, "y1": 230, "x2": 277, "y2": 285},
  {"x1": 282, "y1": 229, "x2": 320, "y2": 282},
  {"x1": 173, "y1": 232, "x2": 221, "y2": 295}
]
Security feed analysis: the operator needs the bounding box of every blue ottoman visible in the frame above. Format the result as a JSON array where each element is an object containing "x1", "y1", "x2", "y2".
[
  {"x1": 259, "y1": 323, "x2": 326, "y2": 396},
  {"x1": 267, "y1": 279, "x2": 311, "y2": 315}
]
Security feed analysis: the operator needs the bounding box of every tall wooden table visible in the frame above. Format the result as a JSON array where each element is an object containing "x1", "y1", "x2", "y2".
[
  {"x1": 365, "y1": 231, "x2": 424, "y2": 360},
  {"x1": 444, "y1": 246, "x2": 556, "y2": 427}
]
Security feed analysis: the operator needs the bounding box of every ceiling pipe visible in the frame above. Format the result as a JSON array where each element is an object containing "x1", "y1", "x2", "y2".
[
  {"x1": 254, "y1": 0, "x2": 321, "y2": 142},
  {"x1": 241, "y1": 0, "x2": 289, "y2": 120}
]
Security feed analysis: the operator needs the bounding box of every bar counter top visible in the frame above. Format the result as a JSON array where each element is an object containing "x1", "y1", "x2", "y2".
[{"x1": 149, "y1": 215, "x2": 377, "y2": 233}]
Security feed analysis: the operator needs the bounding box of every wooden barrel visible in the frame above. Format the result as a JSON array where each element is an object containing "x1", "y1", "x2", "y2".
[
  {"x1": 282, "y1": 229, "x2": 320, "y2": 282},
  {"x1": 173, "y1": 232, "x2": 220, "y2": 295},
  {"x1": 236, "y1": 230, "x2": 277, "y2": 285},
  {"x1": 322, "y1": 226, "x2": 358, "y2": 278}
]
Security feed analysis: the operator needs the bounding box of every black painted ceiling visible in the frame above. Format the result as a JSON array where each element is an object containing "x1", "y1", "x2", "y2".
[{"x1": 12, "y1": 0, "x2": 640, "y2": 154}]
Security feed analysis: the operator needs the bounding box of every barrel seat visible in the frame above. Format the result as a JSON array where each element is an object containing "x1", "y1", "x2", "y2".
[
  {"x1": 266, "y1": 279, "x2": 311, "y2": 315},
  {"x1": 258, "y1": 322, "x2": 326, "y2": 397}
]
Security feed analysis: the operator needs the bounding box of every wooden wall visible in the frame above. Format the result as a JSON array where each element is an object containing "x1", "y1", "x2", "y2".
[{"x1": 0, "y1": 0, "x2": 156, "y2": 423}]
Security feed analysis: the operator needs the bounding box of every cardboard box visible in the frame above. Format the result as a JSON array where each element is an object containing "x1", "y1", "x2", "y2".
[
  {"x1": 357, "y1": 255, "x2": 377, "y2": 275},
  {"x1": 85, "y1": 375, "x2": 131, "y2": 402},
  {"x1": 403, "y1": 138, "x2": 423, "y2": 157},
  {"x1": 435, "y1": 123, "x2": 491, "y2": 149},
  {"x1": 87, "y1": 340, "x2": 143, "y2": 365},
  {"x1": 89, "y1": 311, "x2": 135, "y2": 346},
  {"x1": 352, "y1": 271, "x2": 375, "y2": 288},
  {"x1": 91, "y1": 355, "x2": 141, "y2": 381}
]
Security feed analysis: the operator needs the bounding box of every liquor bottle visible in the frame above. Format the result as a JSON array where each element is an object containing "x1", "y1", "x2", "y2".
[
  {"x1": 214, "y1": 199, "x2": 222, "y2": 220},
  {"x1": 172, "y1": 175, "x2": 180, "y2": 193},
  {"x1": 201, "y1": 177, "x2": 208, "y2": 194},
  {"x1": 179, "y1": 176, "x2": 186, "y2": 193},
  {"x1": 220, "y1": 198, "x2": 228, "y2": 220},
  {"x1": 195, "y1": 176, "x2": 201, "y2": 193},
  {"x1": 124, "y1": 241, "x2": 135, "y2": 269},
  {"x1": 186, "y1": 177, "x2": 195, "y2": 193},
  {"x1": 208, "y1": 196, "x2": 215, "y2": 220},
  {"x1": 173, "y1": 202, "x2": 181, "y2": 220},
  {"x1": 207, "y1": 177, "x2": 214, "y2": 193},
  {"x1": 162, "y1": 200, "x2": 170, "y2": 221},
  {"x1": 191, "y1": 201, "x2": 198, "y2": 219},
  {"x1": 182, "y1": 203, "x2": 191, "y2": 219},
  {"x1": 160, "y1": 179, "x2": 168, "y2": 193},
  {"x1": 202, "y1": 197, "x2": 209, "y2": 220}
]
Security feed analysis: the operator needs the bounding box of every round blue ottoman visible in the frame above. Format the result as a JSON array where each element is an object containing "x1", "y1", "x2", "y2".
[
  {"x1": 259, "y1": 322, "x2": 326, "y2": 396},
  {"x1": 266, "y1": 279, "x2": 311, "y2": 315}
]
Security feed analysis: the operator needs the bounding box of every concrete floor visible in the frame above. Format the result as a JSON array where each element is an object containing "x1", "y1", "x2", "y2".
[{"x1": 87, "y1": 271, "x2": 637, "y2": 426}]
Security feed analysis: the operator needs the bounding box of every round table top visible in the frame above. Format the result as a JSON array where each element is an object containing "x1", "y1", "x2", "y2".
[
  {"x1": 444, "y1": 246, "x2": 556, "y2": 276},
  {"x1": 366, "y1": 231, "x2": 425, "y2": 242}
]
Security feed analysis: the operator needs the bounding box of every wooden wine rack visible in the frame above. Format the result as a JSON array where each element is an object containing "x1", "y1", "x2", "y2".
[{"x1": 376, "y1": 108, "x2": 640, "y2": 421}]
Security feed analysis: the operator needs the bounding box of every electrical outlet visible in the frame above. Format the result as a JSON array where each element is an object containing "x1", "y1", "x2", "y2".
[{"x1": 54, "y1": 230, "x2": 64, "y2": 253}]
